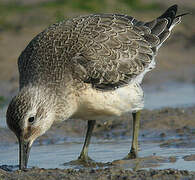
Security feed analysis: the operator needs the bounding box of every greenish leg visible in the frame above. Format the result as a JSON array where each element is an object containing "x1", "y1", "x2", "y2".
[
  {"x1": 78, "y1": 120, "x2": 96, "y2": 162},
  {"x1": 127, "y1": 111, "x2": 141, "y2": 159}
]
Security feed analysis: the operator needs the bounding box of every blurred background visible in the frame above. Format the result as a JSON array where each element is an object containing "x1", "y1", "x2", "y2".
[{"x1": 0, "y1": 0, "x2": 194, "y2": 103}]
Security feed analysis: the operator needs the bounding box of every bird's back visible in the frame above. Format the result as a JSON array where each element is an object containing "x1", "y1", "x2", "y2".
[{"x1": 18, "y1": 5, "x2": 182, "y2": 91}]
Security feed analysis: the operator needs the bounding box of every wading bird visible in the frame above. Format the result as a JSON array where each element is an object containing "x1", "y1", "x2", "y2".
[{"x1": 6, "y1": 5, "x2": 187, "y2": 170}]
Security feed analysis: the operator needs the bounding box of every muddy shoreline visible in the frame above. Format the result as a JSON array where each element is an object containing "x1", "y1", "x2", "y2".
[
  {"x1": 0, "y1": 167, "x2": 195, "y2": 180},
  {"x1": 1, "y1": 106, "x2": 195, "y2": 146}
]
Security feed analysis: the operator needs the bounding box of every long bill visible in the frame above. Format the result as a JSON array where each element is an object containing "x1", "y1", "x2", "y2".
[{"x1": 19, "y1": 138, "x2": 31, "y2": 170}]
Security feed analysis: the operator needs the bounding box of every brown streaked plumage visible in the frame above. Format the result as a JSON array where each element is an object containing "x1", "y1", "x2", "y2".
[{"x1": 6, "y1": 5, "x2": 187, "y2": 169}]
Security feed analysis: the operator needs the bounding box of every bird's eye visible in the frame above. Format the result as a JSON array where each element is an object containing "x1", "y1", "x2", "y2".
[{"x1": 28, "y1": 117, "x2": 35, "y2": 123}]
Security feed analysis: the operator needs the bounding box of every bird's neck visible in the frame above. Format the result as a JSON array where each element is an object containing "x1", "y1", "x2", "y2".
[{"x1": 54, "y1": 90, "x2": 78, "y2": 122}]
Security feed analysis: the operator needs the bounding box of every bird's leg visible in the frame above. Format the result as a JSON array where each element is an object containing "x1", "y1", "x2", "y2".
[
  {"x1": 78, "y1": 120, "x2": 96, "y2": 163},
  {"x1": 125, "y1": 111, "x2": 141, "y2": 159}
]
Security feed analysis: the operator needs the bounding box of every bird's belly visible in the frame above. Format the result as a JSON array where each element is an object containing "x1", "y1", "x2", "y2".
[{"x1": 72, "y1": 83, "x2": 144, "y2": 120}]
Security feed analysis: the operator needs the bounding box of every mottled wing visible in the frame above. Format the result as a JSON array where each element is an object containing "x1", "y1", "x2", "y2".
[
  {"x1": 72, "y1": 5, "x2": 180, "y2": 90},
  {"x1": 18, "y1": 5, "x2": 182, "y2": 90}
]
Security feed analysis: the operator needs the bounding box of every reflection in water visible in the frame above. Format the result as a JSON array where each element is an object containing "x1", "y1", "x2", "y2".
[{"x1": 0, "y1": 141, "x2": 195, "y2": 171}]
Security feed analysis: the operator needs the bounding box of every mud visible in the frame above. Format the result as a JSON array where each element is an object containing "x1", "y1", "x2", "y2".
[
  {"x1": 1, "y1": 106, "x2": 195, "y2": 146},
  {"x1": 36, "y1": 106, "x2": 195, "y2": 145},
  {"x1": 183, "y1": 154, "x2": 195, "y2": 161},
  {"x1": 0, "y1": 167, "x2": 194, "y2": 180}
]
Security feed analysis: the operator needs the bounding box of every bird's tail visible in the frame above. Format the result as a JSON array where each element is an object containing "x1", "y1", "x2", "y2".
[
  {"x1": 141, "y1": 5, "x2": 189, "y2": 49},
  {"x1": 157, "y1": 4, "x2": 189, "y2": 30}
]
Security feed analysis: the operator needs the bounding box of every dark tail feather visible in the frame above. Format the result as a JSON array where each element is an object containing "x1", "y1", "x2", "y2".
[
  {"x1": 158, "y1": 5, "x2": 189, "y2": 29},
  {"x1": 175, "y1": 12, "x2": 190, "y2": 18},
  {"x1": 158, "y1": 4, "x2": 178, "y2": 28},
  {"x1": 140, "y1": 5, "x2": 188, "y2": 48}
]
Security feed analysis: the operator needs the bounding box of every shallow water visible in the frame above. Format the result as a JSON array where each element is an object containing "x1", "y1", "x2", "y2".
[
  {"x1": 0, "y1": 140, "x2": 195, "y2": 171},
  {"x1": 144, "y1": 82, "x2": 195, "y2": 110},
  {"x1": 0, "y1": 106, "x2": 6, "y2": 127}
]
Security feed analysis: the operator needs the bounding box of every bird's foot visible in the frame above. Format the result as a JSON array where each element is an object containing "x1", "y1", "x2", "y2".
[
  {"x1": 123, "y1": 150, "x2": 138, "y2": 160},
  {"x1": 78, "y1": 154, "x2": 95, "y2": 165},
  {"x1": 64, "y1": 155, "x2": 105, "y2": 167}
]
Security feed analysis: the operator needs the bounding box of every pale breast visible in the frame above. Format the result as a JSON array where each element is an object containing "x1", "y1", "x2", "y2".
[{"x1": 72, "y1": 83, "x2": 144, "y2": 121}]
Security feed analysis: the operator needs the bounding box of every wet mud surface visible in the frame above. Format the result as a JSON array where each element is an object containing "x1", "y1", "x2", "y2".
[
  {"x1": 1, "y1": 106, "x2": 194, "y2": 146},
  {"x1": 0, "y1": 167, "x2": 195, "y2": 180},
  {"x1": 35, "y1": 106, "x2": 195, "y2": 144}
]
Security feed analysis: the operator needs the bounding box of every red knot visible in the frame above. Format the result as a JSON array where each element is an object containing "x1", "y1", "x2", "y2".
[{"x1": 6, "y1": 5, "x2": 187, "y2": 169}]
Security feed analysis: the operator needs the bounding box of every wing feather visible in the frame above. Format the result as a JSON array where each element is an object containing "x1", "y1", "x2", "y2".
[
  {"x1": 72, "y1": 14, "x2": 155, "y2": 90},
  {"x1": 71, "y1": 6, "x2": 182, "y2": 90}
]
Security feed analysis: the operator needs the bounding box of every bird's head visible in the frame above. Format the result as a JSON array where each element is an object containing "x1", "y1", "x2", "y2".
[{"x1": 6, "y1": 86, "x2": 55, "y2": 170}]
